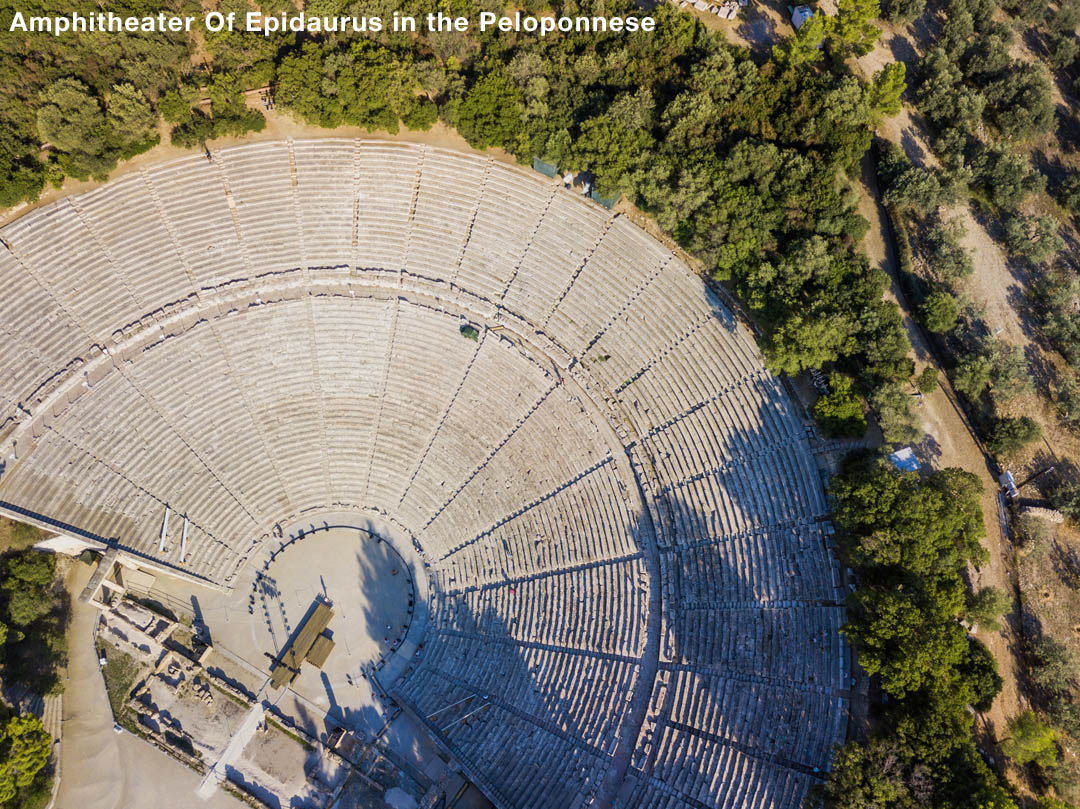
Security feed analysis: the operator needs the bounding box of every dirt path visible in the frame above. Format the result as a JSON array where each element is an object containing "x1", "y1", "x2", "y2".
[{"x1": 854, "y1": 153, "x2": 1025, "y2": 756}]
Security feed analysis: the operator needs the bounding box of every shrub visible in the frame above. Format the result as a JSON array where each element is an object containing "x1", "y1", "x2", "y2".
[
  {"x1": 1002, "y1": 710, "x2": 1058, "y2": 768},
  {"x1": 965, "y1": 585, "x2": 1012, "y2": 632},
  {"x1": 1004, "y1": 214, "x2": 1063, "y2": 265},
  {"x1": 959, "y1": 635, "x2": 1003, "y2": 711},
  {"x1": 924, "y1": 217, "x2": 973, "y2": 281},
  {"x1": 460, "y1": 324, "x2": 480, "y2": 341},
  {"x1": 916, "y1": 366, "x2": 940, "y2": 394},
  {"x1": 869, "y1": 382, "x2": 921, "y2": 444},
  {"x1": 813, "y1": 373, "x2": 867, "y2": 438},
  {"x1": 1051, "y1": 481, "x2": 1080, "y2": 522},
  {"x1": 1056, "y1": 372, "x2": 1080, "y2": 428},
  {"x1": 920, "y1": 291, "x2": 960, "y2": 333},
  {"x1": 986, "y1": 416, "x2": 1042, "y2": 456}
]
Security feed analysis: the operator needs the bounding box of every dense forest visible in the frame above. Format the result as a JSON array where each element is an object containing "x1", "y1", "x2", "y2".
[
  {"x1": 810, "y1": 457, "x2": 1020, "y2": 809},
  {"x1": 0, "y1": 0, "x2": 918, "y2": 434}
]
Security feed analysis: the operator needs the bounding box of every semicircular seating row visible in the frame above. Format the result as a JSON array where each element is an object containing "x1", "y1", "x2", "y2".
[{"x1": 0, "y1": 140, "x2": 849, "y2": 809}]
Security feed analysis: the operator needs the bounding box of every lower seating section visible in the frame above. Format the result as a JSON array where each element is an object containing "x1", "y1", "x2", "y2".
[
  {"x1": 400, "y1": 664, "x2": 609, "y2": 809},
  {"x1": 0, "y1": 141, "x2": 847, "y2": 809}
]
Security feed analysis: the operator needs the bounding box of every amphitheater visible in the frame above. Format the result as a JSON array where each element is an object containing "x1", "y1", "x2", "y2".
[{"x1": 0, "y1": 140, "x2": 849, "y2": 809}]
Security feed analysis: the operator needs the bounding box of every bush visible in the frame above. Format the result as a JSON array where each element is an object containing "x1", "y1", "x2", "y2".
[
  {"x1": 0, "y1": 520, "x2": 43, "y2": 553},
  {"x1": 869, "y1": 382, "x2": 921, "y2": 444},
  {"x1": 99, "y1": 645, "x2": 140, "y2": 725},
  {"x1": 916, "y1": 366, "x2": 940, "y2": 394},
  {"x1": 1056, "y1": 372, "x2": 1080, "y2": 428},
  {"x1": 1002, "y1": 710, "x2": 1058, "y2": 768},
  {"x1": 959, "y1": 635, "x2": 1003, "y2": 711},
  {"x1": 881, "y1": 0, "x2": 927, "y2": 22},
  {"x1": 813, "y1": 373, "x2": 867, "y2": 438},
  {"x1": 965, "y1": 585, "x2": 1012, "y2": 631},
  {"x1": 1015, "y1": 513, "x2": 1052, "y2": 549},
  {"x1": 402, "y1": 97, "x2": 438, "y2": 131},
  {"x1": 1051, "y1": 481, "x2": 1080, "y2": 522},
  {"x1": 460, "y1": 324, "x2": 479, "y2": 341},
  {"x1": 986, "y1": 416, "x2": 1043, "y2": 456},
  {"x1": 924, "y1": 217, "x2": 973, "y2": 281},
  {"x1": 920, "y1": 290, "x2": 960, "y2": 333},
  {"x1": 1004, "y1": 214, "x2": 1063, "y2": 265}
]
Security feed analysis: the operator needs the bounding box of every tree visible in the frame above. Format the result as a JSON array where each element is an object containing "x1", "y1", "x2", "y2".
[
  {"x1": 1004, "y1": 214, "x2": 1063, "y2": 264},
  {"x1": 869, "y1": 382, "x2": 921, "y2": 444},
  {"x1": 1031, "y1": 798, "x2": 1075, "y2": 809},
  {"x1": 764, "y1": 312, "x2": 855, "y2": 377},
  {"x1": 832, "y1": 463, "x2": 987, "y2": 587},
  {"x1": 970, "y1": 144, "x2": 1045, "y2": 208},
  {"x1": 774, "y1": 12, "x2": 828, "y2": 67},
  {"x1": 158, "y1": 84, "x2": 200, "y2": 126},
  {"x1": 959, "y1": 635, "x2": 1003, "y2": 711},
  {"x1": 2, "y1": 552, "x2": 56, "y2": 627},
  {"x1": 453, "y1": 71, "x2": 523, "y2": 150},
  {"x1": 1030, "y1": 636, "x2": 1078, "y2": 697},
  {"x1": 37, "y1": 78, "x2": 116, "y2": 180},
  {"x1": 831, "y1": 0, "x2": 882, "y2": 57},
  {"x1": 106, "y1": 83, "x2": 157, "y2": 146},
  {"x1": 916, "y1": 367, "x2": 939, "y2": 394},
  {"x1": 1002, "y1": 711, "x2": 1058, "y2": 768},
  {"x1": 878, "y1": 143, "x2": 949, "y2": 215},
  {"x1": 1056, "y1": 372, "x2": 1080, "y2": 429},
  {"x1": 1052, "y1": 481, "x2": 1080, "y2": 522},
  {"x1": 924, "y1": 217, "x2": 973, "y2": 280},
  {"x1": 845, "y1": 586, "x2": 969, "y2": 697},
  {"x1": 920, "y1": 291, "x2": 960, "y2": 333},
  {"x1": 986, "y1": 339, "x2": 1034, "y2": 404},
  {"x1": 952, "y1": 337, "x2": 1034, "y2": 404},
  {"x1": 572, "y1": 115, "x2": 649, "y2": 197},
  {"x1": 37, "y1": 78, "x2": 108, "y2": 156},
  {"x1": 869, "y1": 63, "x2": 907, "y2": 121},
  {"x1": 881, "y1": 0, "x2": 927, "y2": 23},
  {"x1": 805, "y1": 739, "x2": 919, "y2": 809},
  {"x1": 986, "y1": 416, "x2": 1042, "y2": 456},
  {"x1": 965, "y1": 586, "x2": 1011, "y2": 631},
  {"x1": 402, "y1": 97, "x2": 438, "y2": 131},
  {"x1": 814, "y1": 373, "x2": 867, "y2": 437},
  {"x1": 1035, "y1": 270, "x2": 1080, "y2": 369},
  {"x1": 3, "y1": 553, "x2": 55, "y2": 589},
  {"x1": 984, "y1": 63, "x2": 1054, "y2": 141},
  {"x1": 0, "y1": 714, "x2": 51, "y2": 803}
]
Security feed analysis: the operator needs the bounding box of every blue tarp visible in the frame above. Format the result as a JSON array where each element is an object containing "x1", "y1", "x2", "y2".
[{"x1": 888, "y1": 447, "x2": 921, "y2": 473}]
